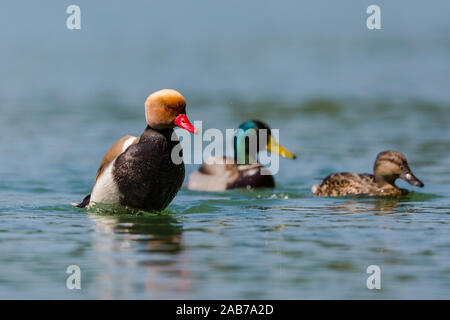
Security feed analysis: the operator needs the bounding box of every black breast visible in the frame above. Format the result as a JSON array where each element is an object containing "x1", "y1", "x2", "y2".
[
  {"x1": 229, "y1": 165, "x2": 275, "y2": 189},
  {"x1": 113, "y1": 126, "x2": 185, "y2": 211}
]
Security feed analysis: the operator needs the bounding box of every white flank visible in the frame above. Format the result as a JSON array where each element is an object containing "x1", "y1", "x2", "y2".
[
  {"x1": 88, "y1": 136, "x2": 137, "y2": 206},
  {"x1": 90, "y1": 161, "x2": 121, "y2": 205}
]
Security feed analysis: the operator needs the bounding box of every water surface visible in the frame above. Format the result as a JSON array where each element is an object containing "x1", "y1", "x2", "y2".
[{"x1": 0, "y1": 0, "x2": 449, "y2": 299}]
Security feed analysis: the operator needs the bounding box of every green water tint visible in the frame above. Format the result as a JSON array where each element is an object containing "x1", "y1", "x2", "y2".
[
  {"x1": 224, "y1": 97, "x2": 450, "y2": 122},
  {"x1": 84, "y1": 189, "x2": 441, "y2": 217},
  {"x1": 86, "y1": 202, "x2": 176, "y2": 217}
]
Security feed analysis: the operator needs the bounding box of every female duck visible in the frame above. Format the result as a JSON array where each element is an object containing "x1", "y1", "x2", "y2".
[
  {"x1": 312, "y1": 150, "x2": 424, "y2": 197},
  {"x1": 73, "y1": 89, "x2": 198, "y2": 211},
  {"x1": 186, "y1": 120, "x2": 296, "y2": 191}
]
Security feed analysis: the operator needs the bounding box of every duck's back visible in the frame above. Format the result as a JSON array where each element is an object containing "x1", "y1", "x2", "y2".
[
  {"x1": 186, "y1": 156, "x2": 238, "y2": 191},
  {"x1": 312, "y1": 172, "x2": 378, "y2": 196},
  {"x1": 231, "y1": 164, "x2": 275, "y2": 189},
  {"x1": 186, "y1": 156, "x2": 275, "y2": 191}
]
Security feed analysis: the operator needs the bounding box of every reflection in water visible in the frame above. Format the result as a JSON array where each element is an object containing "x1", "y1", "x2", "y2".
[
  {"x1": 89, "y1": 213, "x2": 191, "y2": 299},
  {"x1": 239, "y1": 196, "x2": 409, "y2": 217},
  {"x1": 325, "y1": 197, "x2": 409, "y2": 216},
  {"x1": 372, "y1": 198, "x2": 404, "y2": 215}
]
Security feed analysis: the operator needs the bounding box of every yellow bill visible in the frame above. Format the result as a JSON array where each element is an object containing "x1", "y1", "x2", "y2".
[{"x1": 267, "y1": 135, "x2": 296, "y2": 159}]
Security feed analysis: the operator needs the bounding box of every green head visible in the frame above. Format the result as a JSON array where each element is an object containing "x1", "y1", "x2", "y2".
[{"x1": 233, "y1": 120, "x2": 296, "y2": 165}]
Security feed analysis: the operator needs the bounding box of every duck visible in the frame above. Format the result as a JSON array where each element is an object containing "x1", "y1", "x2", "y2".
[
  {"x1": 312, "y1": 150, "x2": 424, "y2": 197},
  {"x1": 186, "y1": 120, "x2": 296, "y2": 191},
  {"x1": 73, "y1": 89, "x2": 198, "y2": 211}
]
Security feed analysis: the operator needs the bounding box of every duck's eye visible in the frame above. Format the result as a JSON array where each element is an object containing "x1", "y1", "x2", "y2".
[{"x1": 166, "y1": 105, "x2": 174, "y2": 111}]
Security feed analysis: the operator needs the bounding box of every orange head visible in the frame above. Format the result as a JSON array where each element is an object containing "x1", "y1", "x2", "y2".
[{"x1": 145, "y1": 89, "x2": 198, "y2": 133}]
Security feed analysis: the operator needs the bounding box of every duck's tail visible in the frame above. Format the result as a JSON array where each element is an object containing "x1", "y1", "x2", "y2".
[
  {"x1": 72, "y1": 194, "x2": 91, "y2": 208},
  {"x1": 311, "y1": 184, "x2": 319, "y2": 195}
]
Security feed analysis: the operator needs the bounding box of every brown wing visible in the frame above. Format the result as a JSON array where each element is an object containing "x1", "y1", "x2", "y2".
[
  {"x1": 313, "y1": 172, "x2": 376, "y2": 196},
  {"x1": 72, "y1": 135, "x2": 139, "y2": 207},
  {"x1": 94, "y1": 135, "x2": 139, "y2": 184}
]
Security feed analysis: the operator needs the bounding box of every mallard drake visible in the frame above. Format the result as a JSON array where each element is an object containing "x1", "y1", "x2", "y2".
[
  {"x1": 312, "y1": 150, "x2": 424, "y2": 197},
  {"x1": 186, "y1": 120, "x2": 296, "y2": 191},
  {"x1": 73, "y1": 89, "x2": 198, "y2": 211}
]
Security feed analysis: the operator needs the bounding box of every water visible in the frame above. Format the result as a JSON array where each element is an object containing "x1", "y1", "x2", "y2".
[{"x1": 0, "y1": 0, "x2": 449, "y2": 299}]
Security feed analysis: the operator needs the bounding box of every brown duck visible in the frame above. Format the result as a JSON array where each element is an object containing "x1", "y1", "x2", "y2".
[
  {"x1": 73, "y1": 89, "x2": 198, "y2": 211},
  {"x1": 312, "y1": 150, "x2": 424, "y2": 197}
]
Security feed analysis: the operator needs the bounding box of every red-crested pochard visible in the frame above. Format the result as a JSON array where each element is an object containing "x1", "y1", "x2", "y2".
[{"x1": 73, "y1": 89, "x2": 197, "y2": 211}]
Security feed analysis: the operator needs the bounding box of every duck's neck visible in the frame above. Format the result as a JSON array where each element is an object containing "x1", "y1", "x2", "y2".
[
  {"x1": 234, "y1": 136, "x2": 257, "y2": 165},
  {"x1": 140, "y1": 125, "x2": 174, "y2": 142},
  {"x1": 374, "y1": 174, "x2": 397, "y2": 189}
]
